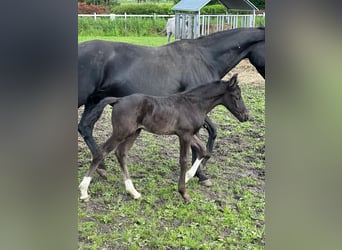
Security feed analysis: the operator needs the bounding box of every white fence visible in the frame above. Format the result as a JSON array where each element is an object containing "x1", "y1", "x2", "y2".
[{"x1": 78, "y1": 13, "x2": 174, "y2": 20}]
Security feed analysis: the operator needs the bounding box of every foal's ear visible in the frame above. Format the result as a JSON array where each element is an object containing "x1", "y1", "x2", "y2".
[{"x1": 228, "y1": 74, "x2": 238, "y2": 88}]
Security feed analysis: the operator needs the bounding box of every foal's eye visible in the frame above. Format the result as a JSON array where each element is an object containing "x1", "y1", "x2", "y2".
[{"x1": 232, "y1": 94, "x2": 240, "y2": 101}]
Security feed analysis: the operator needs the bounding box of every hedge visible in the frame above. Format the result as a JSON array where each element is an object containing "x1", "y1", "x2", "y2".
[
  {"x1": 110, "y1": 4, "x2": 173, "y2": 15},
  {"x1": 110, "y1": 4, "x2": 227, "y2": 15}
]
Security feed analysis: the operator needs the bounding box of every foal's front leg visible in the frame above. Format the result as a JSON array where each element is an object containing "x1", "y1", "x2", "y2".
[{"x1": 178, "y1": 137, "x2": 192, "y2": 202}]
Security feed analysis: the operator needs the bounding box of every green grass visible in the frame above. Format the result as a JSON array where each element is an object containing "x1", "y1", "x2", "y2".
[
  {"x1": 78, "y1": 36, "x2": 168, "y2": 46},
  {"x1": 78, "y1": 77, "x2": 265, "y2": 249},
  {"x1": 78, "y1": 17, "x2": 168, "y2": 37}
]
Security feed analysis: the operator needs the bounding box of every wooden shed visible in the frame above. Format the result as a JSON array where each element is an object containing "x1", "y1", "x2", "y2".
[{"x1": 172, "y1": 0, "x2": 259, "y2": 40}]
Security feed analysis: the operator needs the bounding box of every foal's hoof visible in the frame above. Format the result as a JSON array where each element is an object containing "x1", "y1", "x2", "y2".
[
  {"x1": 96, "y1": 168, "x2": 107, "y2": 178},
  {"x1": 199, "y1": 179, "x2": 213, "y2": 187},
  {"x1": 183, "y1": 194, "x2": 192, "y2": 203},
  {"x1": 132, "y1": 192, "x2": 142, "y2": 199}
]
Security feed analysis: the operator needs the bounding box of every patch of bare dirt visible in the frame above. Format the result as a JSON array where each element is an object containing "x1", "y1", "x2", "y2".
[{"x1": 224, "y1": 59, "x2": 265, "y2": 84}]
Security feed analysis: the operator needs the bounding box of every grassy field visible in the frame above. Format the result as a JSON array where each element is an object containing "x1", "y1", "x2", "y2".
[
  {"x1": 78, "y1": 37, "x2": 265, "y2": 249},
  {"x1": 78, "y1": 36, "x2": 169, "y2": 46}
]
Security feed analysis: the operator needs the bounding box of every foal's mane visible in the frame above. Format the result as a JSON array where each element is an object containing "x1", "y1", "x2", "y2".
[{"x1": 182, "y1": 80, "x2": 229, "y2": 99}]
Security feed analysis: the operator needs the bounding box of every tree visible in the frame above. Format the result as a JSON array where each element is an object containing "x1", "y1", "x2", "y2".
[
  {"x1": 78, "y1": 0, "x2": 119, "y2": 8},
  {"x1": 251, "y1": 0, "x2": 265, "y2": 10}
]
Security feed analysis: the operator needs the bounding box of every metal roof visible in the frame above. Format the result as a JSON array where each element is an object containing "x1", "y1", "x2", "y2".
[
  {"x1": 172, "y1": 0, "x2": 211, "y2": 12},
  {"x1": 172, "y1": 0, "x2": 258, "y2": 12}
]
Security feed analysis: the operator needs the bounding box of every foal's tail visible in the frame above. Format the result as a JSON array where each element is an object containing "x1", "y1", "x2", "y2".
[{"x1": 88, "y1": 97, "x2": 120, "y2": 125}]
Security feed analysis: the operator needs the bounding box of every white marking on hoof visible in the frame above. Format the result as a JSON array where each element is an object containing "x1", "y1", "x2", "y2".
[
  {"x1": 199, "y1": 179, "x2": 213, "y2": 187},
  {"x1": 185, "y1": 158, "x2": 203, "y2": 183},
  {"x1": 81, "y1": 195, "x2": 90, "y2": 202},
  {"x1": 125, "y1": 179, "x2": 141, "y2": 199},
  {"x1": 79, "y1": 176, "x2": 92, "y2": 201}
]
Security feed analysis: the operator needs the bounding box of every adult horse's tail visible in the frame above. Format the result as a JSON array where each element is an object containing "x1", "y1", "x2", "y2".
[{"x1": 87, "y1": 97, "x2": 120, "y2": 126}]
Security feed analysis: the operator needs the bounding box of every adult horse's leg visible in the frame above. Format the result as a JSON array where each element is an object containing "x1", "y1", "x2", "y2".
[
  {"x1": 167, "y1": 32, "x2": 171, "y2": 43},
  {"x1": 192, "y1": 116, "x2": 217, "y2": 186},
  {"x1": 186, "y1": 135, "x2": 207, "y2": 183},
  {"x1": 202, "y1": 116, "x2": 217, "y2": 165},
  {"x1": 79, "y1": 134, "x2": 120, "y2": 202},
  {"x1": 115, "y1": 130, "x2": 142, "y2": 199},
  {"x1": 78, "y1": 103, "x2": 107, "y2": 178},
  {"x1": 178, "y1": 135, "x2": 192, "y2": 202}
]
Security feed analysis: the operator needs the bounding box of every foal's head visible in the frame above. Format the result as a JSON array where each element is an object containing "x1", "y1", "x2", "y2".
[{"x1": 222, "y1": 74, "x2": 249, "y2": 122}]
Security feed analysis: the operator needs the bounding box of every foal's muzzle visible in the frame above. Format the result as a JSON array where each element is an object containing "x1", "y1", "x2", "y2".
[{"x1": 238, "y1": 110, "x2": 250, "y2": 122}]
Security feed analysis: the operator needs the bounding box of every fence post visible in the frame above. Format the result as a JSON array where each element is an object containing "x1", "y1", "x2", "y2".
[
  {"x1": 252, "y1": 10, "x2": 256, "y2": 27},
  {"x1": 124, "y1": 12, "x2": 127, "y2": 33},
  {"x1": 94, "y1": 12, "x2": 96, "y2": 21}
]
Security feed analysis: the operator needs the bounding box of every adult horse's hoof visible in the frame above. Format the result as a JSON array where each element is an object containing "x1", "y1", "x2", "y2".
[
  {"x1": 96, "y1": 168, "x2": 107, "y2": 179},
  {"x1": 199, "y1": 179, "x2": 213, "y2": 187},
  {"x1": 80, "y1": 195, "x2": 90, "y2": 203}
]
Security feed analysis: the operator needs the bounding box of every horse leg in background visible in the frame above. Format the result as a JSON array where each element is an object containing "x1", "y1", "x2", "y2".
[
  {"x1": 166, "y1": 17, "x2": 175, "y2": 43},
  {"x1": 78, "y1": 103, "x2": 108, "y2": 178},
  {"x1": 167, "y1": 32, "x2": 171, "y2": 43},
  {"x1": 115, "y1": 130, "x2": 142, "y2": 199},
  {"x1": 79, "y1": 134, "x2": 121, "y2": 202},
  {"x1": 186, "y1": 135, "x2": 207, "y2": 183},
  {"x1": 192, "y1": 116, "x2": 217, "y2": 187},
  {"x1": 202, "y1": 116, "x2": 218, "y2": 166},
  {"x1": 178, "y1": 136, "x2": 192, "y2": 202}
]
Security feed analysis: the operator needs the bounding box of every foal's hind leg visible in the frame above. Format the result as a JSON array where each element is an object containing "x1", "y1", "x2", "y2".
[
  {"x1": 79, "y1": 135, "x2": 121, "y2": 202},
  {"x1": 115, "y1": 130, "x2": 142, "y2": 199},
  {"x1": 78, "y1": 103, "x2": 108, "y2": 178}
]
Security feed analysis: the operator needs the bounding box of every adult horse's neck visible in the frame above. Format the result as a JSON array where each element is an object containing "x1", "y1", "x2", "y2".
[{"x1": 198, "y1": 28, "x2": 265, "y2": 78}]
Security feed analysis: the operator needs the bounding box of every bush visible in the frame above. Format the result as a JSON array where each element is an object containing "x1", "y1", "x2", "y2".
[
  {"x1": 78, "y1": 2, "x2": 109, "y2": 14},
  {"x1": 111, "y1": 4, "x2": 173, "y2": 15},
  {"x1": 201, "y1": 4, "x2": 227, "y2": 14},
  {"x1": 110, "y1": 3, "x2": 226, "y2": 15},
  {"x1": 81, "y1": 3, "x2": 250, "y2": 15}
]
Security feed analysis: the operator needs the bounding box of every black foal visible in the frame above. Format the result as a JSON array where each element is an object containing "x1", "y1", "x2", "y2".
[{"x1": 79, "y1": 74, "x2": 249, "y2": 202}]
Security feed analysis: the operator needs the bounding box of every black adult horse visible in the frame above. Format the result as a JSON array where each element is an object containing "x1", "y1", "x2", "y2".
[{"x1": 78, "y1": 27, "x2": 265, "y2": 185}]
